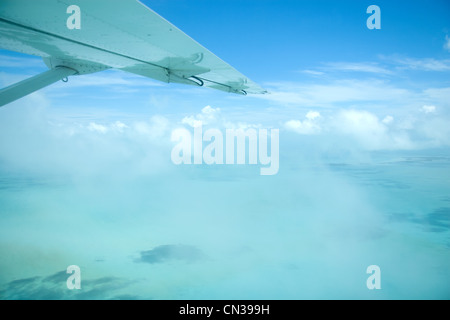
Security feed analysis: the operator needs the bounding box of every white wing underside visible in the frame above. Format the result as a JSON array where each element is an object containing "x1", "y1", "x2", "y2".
[{"x1": 0, "y1": 0, "x2": 266, "y2": 106}]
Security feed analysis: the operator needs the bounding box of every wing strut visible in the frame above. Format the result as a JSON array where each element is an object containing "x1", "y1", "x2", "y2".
[{"x1": 0, "y1": 66, "x2": 78, "y2": 107}]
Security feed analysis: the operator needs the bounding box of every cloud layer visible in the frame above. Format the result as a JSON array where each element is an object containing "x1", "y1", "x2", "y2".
[{"x1": 1, "y1": 49, "x2": 449, "y2": 299}]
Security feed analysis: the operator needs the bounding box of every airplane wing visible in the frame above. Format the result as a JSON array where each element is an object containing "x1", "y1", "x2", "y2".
[{"x1": 0, "y1": 0, "x2": 266, "y2": 107}]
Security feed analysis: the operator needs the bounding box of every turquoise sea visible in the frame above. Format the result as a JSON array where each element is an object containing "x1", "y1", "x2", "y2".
[{"x1": 0, "y1": 134, "x2": 448, "y2": 299}]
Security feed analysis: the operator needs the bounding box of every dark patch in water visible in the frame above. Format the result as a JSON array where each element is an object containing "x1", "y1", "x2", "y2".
[{"x1": 388, "y1": 208, "x2": 450, "y2": 233}]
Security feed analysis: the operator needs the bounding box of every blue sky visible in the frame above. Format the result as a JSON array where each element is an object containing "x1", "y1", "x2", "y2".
[
  {"x1": 145, "y1": 0, "x2": 450, "y2": 81},
  {"x1": 2, "y1": 0, "x2": 449, "y2": 132},
  {"x1": 0, "y1": 0, "x2": 449, "y2": 300}
]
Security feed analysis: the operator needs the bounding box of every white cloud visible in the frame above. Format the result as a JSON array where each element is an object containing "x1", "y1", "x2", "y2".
[
  {"x1": 222, "y1": 121, "x2": 262, "y2": 130},
  {"x1": 260, "y1": 79, "x2": 412, "y2": 107},
  {"x1": 329, "y1": 109, "x2": 450, "y2": 150},
  {"x1": 201, "y1": 105, "x2": 219, "y2": 116},
  {"x1": 395, "y1": 58, "x2": 450, "y2": 72},
  {"x1": 0, "y1": 101, "x2": 178, "y2": 178},
  {"x1": 336, "y1": 110, "x2": 385, "y2": 136},
  {"x1": 87, "y1": 122, "x2": 108, "y2": 134},
  {"x1": 382, "y1": 115, "x2": 394, "y2": 125},
  {"x1": 179, "y1": 105, "x2": 265, "y2": 133},
  {"x1": 133, "y1": 115, "x2": 170, "y2": 141},
  {"x1": 323, "y1": 62, "x2": 393, "y2": 75},
  {"x1": 284, "y1": 109, "x2": 433, "y2": 150},
  {"x1": 444, "y1": 35, "x2": 450, "y2": 52},
  {"x1": 300, "y1": 62, "x2": 392, "y2": 77},
  {"x1": 285, "y1": 120, "x2": 318, "y2": 135},
  {"x1": 181, "y1": 105, "x2": 221, "y2": 127},
  {"x1": 285, "y1": 111, "x2": 322, "y2": 135},
  {"x1": 422, "y1": 105, "x2": 436, "y2": 114},
  {"x1": 301, "y1": 70, "x2": 325, "y2": 76},
  {"x1": 302, "y1": 56, "x2": 450, "y2": 81},
  {"x1": 421, "y1": 87, "x2": 450, "y2": 107},
  {"x1": 333, "y1": 110, "x2": 414, "y2": 150},
  {"x1": 112, "y1": 121, "x2": 128, "y2": 132},
  {"x1": 306, "y1": 111, "x2": 321, "y2": 121},
  {"x1": 148, "y1": 115, "x2": 170, "y2": 139},
  {"x1": 181, "y1": 117, "x2": 202, "y2": 128}
]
